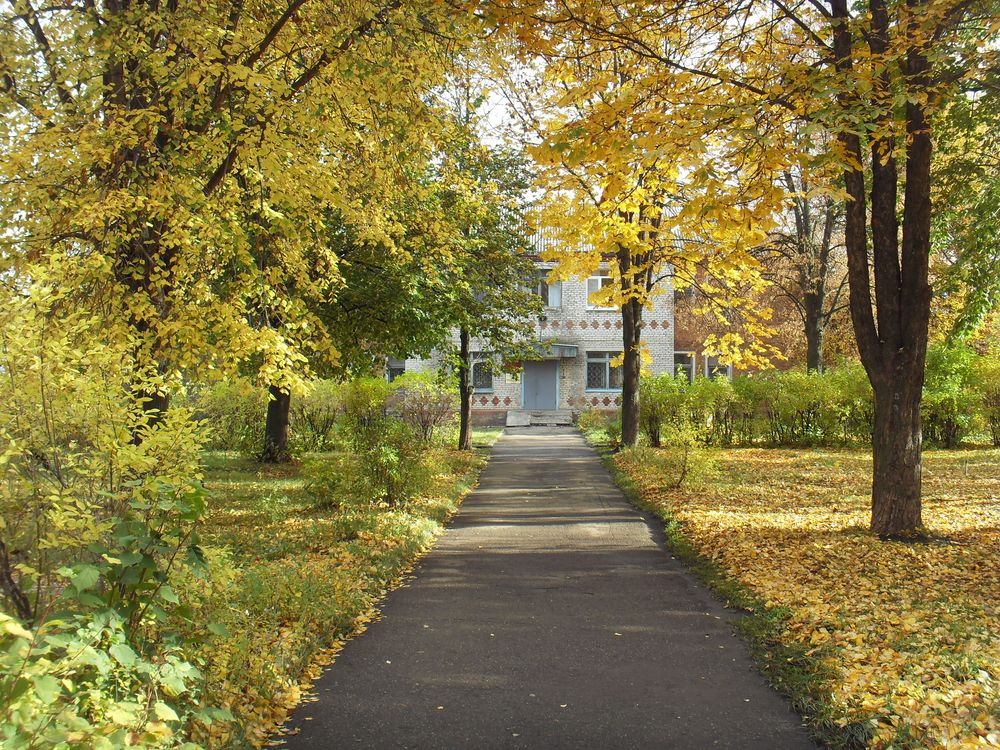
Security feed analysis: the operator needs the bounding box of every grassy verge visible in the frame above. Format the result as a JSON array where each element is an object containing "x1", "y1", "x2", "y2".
[
  {"x1": 185, "y1": 432, "x2": 497, "y2": 748},
  {"x1": 583, "y1": 430, "x2": 999, "y2": 749}
]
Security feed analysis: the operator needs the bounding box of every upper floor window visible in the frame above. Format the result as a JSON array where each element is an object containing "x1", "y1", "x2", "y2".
[
  {"x1": 529, "y1": 271, "x2": 562, "y2": 308},
  {"x1": 674, "y1": 285, "x2": 696, "y2": 305},
  {"x1": 586, "y1": 275, "x2": 616, "y2": 310},
  {"x1": 674, "y1": 352, "x2": 695, "y2": 383},
  {"x1": 705, "y1": 355, "x2": 733, "y2": 380},
  {"x1": 586, "y1": 351, "x2": 623, "y2": 390}
]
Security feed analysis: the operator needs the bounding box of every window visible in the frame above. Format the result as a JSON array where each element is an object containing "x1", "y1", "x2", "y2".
[
  {"x1": 586, "y1": 275, "x2": 616, "y2": 310},
  {"x1": 674, "y1": 351, "x2": 695, "y2": 383},
  {"x1": 386, "y1": 358, "x2": 406, "y2": 382},
  {"x1": 674, "y1": 285, "x2": 696, "y2": 305},
  {"x1": 705, "y1": 355, "x2": 733, "y2": 380},
  {"x1": 472, "y1": 356, "x2": 493, "y2": 392},
  {"x1": 530, "y1": 272, "x2": 562, "y2": 308},
  {"x1": 586, "y1": 351, "x2": 623, "y2": 390}
]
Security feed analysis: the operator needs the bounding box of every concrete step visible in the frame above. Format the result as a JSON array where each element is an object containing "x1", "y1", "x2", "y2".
[{"x1": 506, "y1": 410, "x2": 573, "y2": 427}]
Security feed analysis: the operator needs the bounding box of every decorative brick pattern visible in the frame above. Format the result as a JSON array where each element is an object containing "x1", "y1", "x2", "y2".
[{"x1": 403, "y1": 262, "x2": 675, "y2": 415}]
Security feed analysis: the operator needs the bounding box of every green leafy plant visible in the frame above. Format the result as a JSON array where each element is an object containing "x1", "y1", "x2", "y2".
[
  {"x1": 290, "y1": 380, "x2": 344, "y2": 452},
  {"x1": 388, "y1": 371, "x2": 459, "y2": 443},
  {"x1": 922, "y1": 344, "x2": 978, "y2": 448},
  {"x1": 972, "y1": 349, "x2": 1000, "y2": 447}
]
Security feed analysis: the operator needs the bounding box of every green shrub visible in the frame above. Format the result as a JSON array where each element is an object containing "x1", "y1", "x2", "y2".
[
  {"x1": 639, "y1": 374, "x2": 687, "y2": 446},
  {"x1": 388, "y1": 371, "x2": 458, "y2": 442},
  {"x1": 922, "y1": 344, "x2": 978, "y2": 448},
  {"x1": 688, "y1": 375, "x2": 737, "y2": 445},
  {"x1": 828, "y1": 362, "x2": 874, "y2": 444},
  {"x1": 0, "y1": 611, "x2": 222, "y2": 750},
  {"x1": 972, "y1": 350, "x2": 1000, "y2": 447},
  {"x1": 290, "y1": 379, "x2": 343, "y2": 452},
  {"x1": 306, "y1": 378, "x2": 431, "y2": 508},
  {"x1": 186, "y1": 380, "x2": 267, "y2": 454}
]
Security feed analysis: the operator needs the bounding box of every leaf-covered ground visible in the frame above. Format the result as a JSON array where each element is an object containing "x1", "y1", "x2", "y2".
[
  {"x1": 184, "y1": 432, "x2": 499, "y2": 748},
  {"x1": 614, "y1": 447, "x2": 999, "y2": 749}
]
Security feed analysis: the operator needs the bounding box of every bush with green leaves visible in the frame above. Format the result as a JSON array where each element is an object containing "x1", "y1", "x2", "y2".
[
  {"x1": 638, "y1": 374, "x2": 688, "y2": 447},
  {"x1": 307, "y1": 378, "x2": 431, "y2": 508},
  {"x1": 1, "y1": 611, "x2": 226, "y2": 750},
  {"x1": 185, "y1": 380, "x2": 268, "y2": 454},
  {"x1": 972, "y1": 350, "x2": 1000, "y2": 447},
  {"x1": 388, "y1": 371, "x2": 458, "y2": 442},
  {"x1": 638, "y1": 364, "x2": 879, "y2": 450},
  {"x1": 922, "y1": 344, "x2": 979, "y2": 448},
  {"x1": 290, "y1": 379, "x2": 344, "y2": 452},
  {"x1": 0, "y1": 279, "x2": 225, "y2": 747},
  {"x1": 827, "y1": 362, "x2": 874, "y2": 444}
]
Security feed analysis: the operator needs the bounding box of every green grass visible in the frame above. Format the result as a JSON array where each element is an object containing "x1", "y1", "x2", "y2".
[{"x1": 188, "y1": 432, "x2": 495, "y2": 748}]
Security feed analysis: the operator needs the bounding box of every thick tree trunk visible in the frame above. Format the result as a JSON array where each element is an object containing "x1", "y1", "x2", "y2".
[
  {"x1": 458, "y1": 328, "x2": 473, "y2": 451},
  {"x1": 804, "y1": 295, "x2": 825, "y2": 373},
  {"x1": 260, "y1": 385, "x2": 292, "y2": 463},
  {"x1": 830, "y1": 0, "x2": 933, "y2": 538},
  {"x1": 620, "y1": 298, "x2": 642, "y2": 447},
  {"x1": 871, "y1": 375, "x2": 924, "y2": 537},
  {"x1": 132, "y1": 386, "x2": 171, "y2": 444}
]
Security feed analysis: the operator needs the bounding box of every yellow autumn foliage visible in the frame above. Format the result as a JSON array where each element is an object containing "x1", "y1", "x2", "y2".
[{"x1": 616, "y1": 447, "x2": 999, "y2": 749}]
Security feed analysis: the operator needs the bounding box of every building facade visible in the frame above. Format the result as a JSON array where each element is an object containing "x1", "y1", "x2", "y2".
[{"x1": 400, "y1": 262, "x2": 677, "y2": 424}]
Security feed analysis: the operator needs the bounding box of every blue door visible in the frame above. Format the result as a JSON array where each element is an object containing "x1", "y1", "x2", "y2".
[{"x1": 523, "y1": 361, "x2": 559, "y2": 409}]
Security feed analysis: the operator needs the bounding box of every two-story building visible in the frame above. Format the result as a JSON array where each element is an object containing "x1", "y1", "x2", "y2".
[{"x1": 396, "y1": 248, "x2": 677, "y2": 425}]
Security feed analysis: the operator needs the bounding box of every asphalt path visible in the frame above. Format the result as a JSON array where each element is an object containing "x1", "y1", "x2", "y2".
[{"x1": 279, "y1": 426, "x2": 816, "y2": 749}]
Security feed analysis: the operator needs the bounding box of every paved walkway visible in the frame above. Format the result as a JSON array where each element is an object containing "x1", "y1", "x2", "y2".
[{"x1": 281, "y1": 427, "x2": 815, "y2": 749}]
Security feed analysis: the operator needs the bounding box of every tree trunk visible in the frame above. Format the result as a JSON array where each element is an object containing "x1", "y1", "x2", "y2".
[
  {"x1": 261, "y1": 385, "x2": 292, "y2": 463},
  {"x1": 830, "y1": 0, "x2": 933, "y2": 537},
  {"x1": 620, "y1": 297, "x2": 642, "y2": 447},
  {"x1": 804, "y1": 294, "x2": 825, "y2": 373},
  {"x1": 458, "y1": 328, "x2": 473, "y2": 451},
  {"x1": 870, "y1": 375, "x2": 924, "y2": 537},
  {"x1": 132, "y1": 386, "x2": 171, "y2": 444}
]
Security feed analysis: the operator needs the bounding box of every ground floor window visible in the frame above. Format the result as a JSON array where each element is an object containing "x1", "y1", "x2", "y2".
[
  {"x1": 705, "y1": 355, "x2": 733, "y2": 380},
  {"x1": 472, "y1": 355, "x2": 493, "y2": 392},
  {"x1": 586, "y1": 351, "x2": 623, "y2": 390},
  {"x1": 386, "y1": 357, "x2": 406, "y2": 382},
  {"x1": 674, "y1": 351, "x2": 694, "y2": 382}
]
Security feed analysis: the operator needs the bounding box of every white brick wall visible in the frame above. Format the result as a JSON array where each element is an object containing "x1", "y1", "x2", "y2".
[{"x1": 404, "y1": 265, "x2": 675, "y2": 413}]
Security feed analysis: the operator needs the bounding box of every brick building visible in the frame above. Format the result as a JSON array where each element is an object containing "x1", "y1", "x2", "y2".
[{"x1": 399, "y1": 255, "x2": 677, "y2": 424}]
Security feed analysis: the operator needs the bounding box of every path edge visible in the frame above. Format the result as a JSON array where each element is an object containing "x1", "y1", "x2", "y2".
[{"x1": 586, "y1": 434, "x2": 867, "y2": 750}]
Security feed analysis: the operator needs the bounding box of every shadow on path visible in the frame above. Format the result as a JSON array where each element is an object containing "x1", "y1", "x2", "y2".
[{"x1": 279, "y1": 427, "x2": 816, "y2": 750}]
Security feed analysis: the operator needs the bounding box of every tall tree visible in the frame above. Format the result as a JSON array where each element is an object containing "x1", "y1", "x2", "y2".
[
  {"x1": 436, "y1": 131, "x2": 541, "y2": 450},
  {"x1": 496, "y1": 40, "x2": 779, "y2": 447},
  {"x1": 0, "y1": 0, "x2": 468, "y2": 425},
  {"x1": 497, "y1": 0, "x2": 998, "y2": 535},
  {"x1": 758, "y1": 162, "x2": 848, "y2": 372}
]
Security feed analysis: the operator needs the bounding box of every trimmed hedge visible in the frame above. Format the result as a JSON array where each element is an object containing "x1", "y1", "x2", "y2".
[{"x1": 639, "y1": 345, "x2": 1000, "y2": 449}]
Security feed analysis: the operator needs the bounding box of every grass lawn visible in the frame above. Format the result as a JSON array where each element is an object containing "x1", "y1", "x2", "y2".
[
  {"x1": 186, "y1": 429, "x2": 500, "y2": 748},
  {"x1": 610, "y1": 446, "x2": 999, "y2": 749}
]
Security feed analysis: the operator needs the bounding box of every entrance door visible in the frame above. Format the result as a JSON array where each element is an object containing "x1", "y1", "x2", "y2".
[{"x1": 522, "y1": 361, "x2": 559, "y2": 410}]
